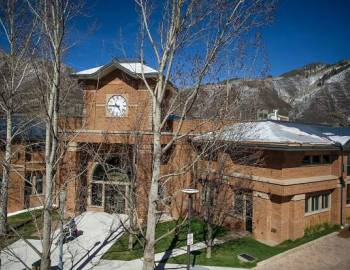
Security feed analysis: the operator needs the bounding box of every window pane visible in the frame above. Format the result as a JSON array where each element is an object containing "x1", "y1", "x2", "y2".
[
  {"x1": 158, "y1": 184, "x2": 166, "y2": 200},
  {"x1": 233, "y1": 191, "x2": 244, "y2": 217},
  {"x1": 91, "y1": 183, "x2": 103, "y2": 206},
  {"x1": 312, "y1": 155, "x2": 321, "y2": 164},
  {"x1": 347, "y1": 184, "x2": 350, "y2": 205},
  {"x1": 303, "y1": 156, "x2": 311, "y2": 164},
  {"x1": 24, "y1": 173, "x2": 33, "y2": 195},
  {"x1": 305, "y1": 197, "x2": 309, "y2": 213},
  {"x1": 322, "y1": 194, "x2": 329, "y2": 209},
  {"x1": 322, "y1": 155, "x2": 330, "y2": 164},
  {"x1": 311, "y1": 196, "x2": 319, "y2": 211},
  {"x1": 35, "y1": 173, "x2": 44, "y2": 194}
]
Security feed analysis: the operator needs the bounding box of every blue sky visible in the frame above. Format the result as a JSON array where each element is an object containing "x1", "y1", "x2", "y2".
[{"x1": 66, "y1": 0, "x2": 350, "y2": 76}]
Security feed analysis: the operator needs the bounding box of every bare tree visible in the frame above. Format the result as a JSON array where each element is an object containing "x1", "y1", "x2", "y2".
[
  {"x1": 26, "y1": 1, "x2": 83, "y2": 268},
  {"x1": 194, "y1": 136, "x2": 263, "y2": 258},
  {"x1": 132, "y1": 1, "x2": 276, "y2": 269},
  {"x1": 0, "y1": 0, "x2": 36, "y2": 236}
]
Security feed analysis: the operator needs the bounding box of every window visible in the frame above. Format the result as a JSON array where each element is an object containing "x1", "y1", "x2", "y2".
[
  {"x1": 161, "y1": 145, "x2": 175, "y2": 165},
  {"x1": 312, "y1": 155, "x2": 321, "y2": 164},
  {"x1": 25, "y1": 144, "x2": 44, "y2": 162},
  {"x1": 233, "y1": 190, "x2": 244, "y2": 217},
  {"x1": 302, "y1": 154, "x2": 332, "y2": 165},
  {"x1": 158, "y1": 183, "x2": 166, "y2": 200},
  {"x1": 322, "y1": 155, "x2": 330, "y2": 164},
  {"x1": 25, "y1": 171, "x2": 44, "y2": 195},
  {"x1": 90, "y1": 159, "x2": 131, "y2": 210},
  {"x1": 321, "y1": 194, "x2": 329, "y2": 209},
  {"x1": 347, "y1": 184, "x2": 350, "y2": 205},
  {"x1": 305, "y1": 193, "x2": 330, "y2": 214},
  {"x1": 25, "y1": 152, "x2": 32, "y2": 162},
  {"x1": 35, "y1": 173, "x2": 44, "y2": 194},
  {"x1": 303, "y1": 156, "x2": 311, "y2": 164},
  {"x1": 91, "y1": 183, "x2": 103, "y2": 206},
  {"x1": 229, "y1": 150, "x2": 263, "y2": 166}
]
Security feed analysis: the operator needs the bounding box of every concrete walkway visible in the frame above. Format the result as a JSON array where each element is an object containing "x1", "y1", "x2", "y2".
[
  {"x1": 0, "y1": 211, "x2": 127, "y2": 270},
  {"x1": 255, "y1": 230, "x2": 350, "y2": 270}
]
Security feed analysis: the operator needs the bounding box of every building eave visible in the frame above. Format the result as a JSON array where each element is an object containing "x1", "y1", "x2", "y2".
[{"x1": 71, "y1": 60, "x2": 158, "y2": 80}]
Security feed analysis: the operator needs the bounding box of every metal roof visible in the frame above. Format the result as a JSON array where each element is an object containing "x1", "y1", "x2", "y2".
[
  {"x1": 72, "y1": 58, "x2": 158, "y2": 79},
  {"x1": 194, "y1": 120, "x2": 350, "y2": 150}
]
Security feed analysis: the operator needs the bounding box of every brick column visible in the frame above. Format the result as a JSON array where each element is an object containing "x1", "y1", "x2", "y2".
[
  {"x1": 331, "y1": 182, "x2": 342, "y2": 224},
  {"x1": 169, "y1": 142, "x2": 194, "y2": 219},
  {"x1": 62, "y1": 142, "x2": 81, "y2": 215},
  {"x1": 253, "y1": 191, "x2": 272, "y2": 244},
  {"x1": 289, "y1": 194, "x2": 305, "y2": 240},
  {"x1": 253, "y1": 192, "x2": 305, "y2": 246}
]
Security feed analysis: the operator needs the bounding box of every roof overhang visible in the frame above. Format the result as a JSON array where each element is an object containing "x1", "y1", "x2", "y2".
[
  {"x1": 191, "y1": 138, "x2": 340, "y2": 151},
  {"x1": 71, "y1": 59, "x2": 158, "y2": 80}
]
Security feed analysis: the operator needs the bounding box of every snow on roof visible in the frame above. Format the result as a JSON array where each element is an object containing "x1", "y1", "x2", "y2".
[
  {"x1": 119, "y1": 62, "x2": 157, "y2": 74},
  {"x1": 74, "y1": 60, "x2": 158, "y2": 77},
  {"x1": 195, "y1": 121, "x2": 350, "y2": 147},
  {"x1": 75, "y1": 66, "x2": 103, "y2": 75}
]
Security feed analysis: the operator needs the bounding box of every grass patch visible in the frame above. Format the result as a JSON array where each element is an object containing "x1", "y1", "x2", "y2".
[
  {"x1": 0, "y1": 209, "x2": 59, "y2": 249},
  {"x1": 102, "y1": 218, "x2": 227, "y2": 260},
  {"x1": 168, "y1": 223, "x2": 340, "y2": 268}
]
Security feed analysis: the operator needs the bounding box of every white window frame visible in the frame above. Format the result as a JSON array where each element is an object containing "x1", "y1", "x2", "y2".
[{"x1": 305, "y1": 193, "x2": 331, "y2": 216}]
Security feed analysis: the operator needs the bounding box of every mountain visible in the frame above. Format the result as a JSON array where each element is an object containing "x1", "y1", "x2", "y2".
[{"x1": 182, "y1": 60, "x2": 350, "y2": 126}]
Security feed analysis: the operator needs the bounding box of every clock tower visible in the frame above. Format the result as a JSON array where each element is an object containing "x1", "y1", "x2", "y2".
[{"x1": 73, "y1": 58, "x2": 159, "y2": 133}]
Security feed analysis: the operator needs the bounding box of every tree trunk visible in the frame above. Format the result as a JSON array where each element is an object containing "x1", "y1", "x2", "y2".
[
  {"x1": 142, "y1": 96, "x2": 162, "y2": 270},
  {"x1": 40, "y1": 108, "x2": 54, "y2": 270},
  {"x1": 128, "y1": 203, "x2": 134, "y2": 250},
  {"x1": 128, "y1": 232, "x2": 134, "y2": 251},
  {"x1": 41, "y1": 58, "x2": 60, "y2": 270},
  {"x1": 0, "y1": 113, "x2": 12, "y2": 235},
  {"x1": 206, "y1": 222, "x2": 213, "y2": 259}
]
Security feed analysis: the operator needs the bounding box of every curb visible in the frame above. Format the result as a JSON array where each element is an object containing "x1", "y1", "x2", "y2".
[{"x1": 254, "y1": 231, "x2": 338, "y2": 268}]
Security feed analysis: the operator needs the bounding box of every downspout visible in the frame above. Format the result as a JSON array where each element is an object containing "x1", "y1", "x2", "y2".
[{"x1": 336, "y1": 142, "x2": 345, "y2": 227}]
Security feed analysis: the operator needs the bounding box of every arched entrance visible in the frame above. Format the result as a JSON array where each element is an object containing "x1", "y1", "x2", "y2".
[{"x1": 90, "y1": 158, "x2": 131, "y2": 214}]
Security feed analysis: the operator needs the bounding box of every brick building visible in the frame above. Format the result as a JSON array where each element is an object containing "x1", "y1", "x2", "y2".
[{"x1": 2, "y1": 58, "x2": 350, "y2": 246}]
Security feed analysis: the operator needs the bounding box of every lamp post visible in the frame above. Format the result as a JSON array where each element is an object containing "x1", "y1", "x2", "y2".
[{"x1": 182, "y1": 188, "x2": 199, "y2": 270}]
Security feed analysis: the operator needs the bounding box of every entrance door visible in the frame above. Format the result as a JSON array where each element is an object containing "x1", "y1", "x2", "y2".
[
  {"x1": 245, "y1": 193, "x2": 253, "y2": 233},
  {"x1": 104, "y1": 185, "x2": 126, "y2": 214}
]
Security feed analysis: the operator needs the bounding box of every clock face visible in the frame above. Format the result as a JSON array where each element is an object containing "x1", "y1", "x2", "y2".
[{"x1": 107, "y1": 95, "x2": 127, "y2": 117}]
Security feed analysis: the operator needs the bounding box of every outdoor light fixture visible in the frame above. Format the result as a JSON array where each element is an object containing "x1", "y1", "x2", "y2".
[
  {"x1": 182, "y1": 188, "x2": 199, "y2": 270},
  {"x1": 182, "y1": 188, "x2": 199, "y2": 195}
]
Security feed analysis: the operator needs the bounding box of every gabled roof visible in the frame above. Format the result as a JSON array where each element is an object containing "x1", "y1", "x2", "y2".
[
  {"x1": 72, "y1": 58, "x2": 158, "y2": 80},
  {"x1": 194, "y1": 120, "x2": 350, "y2": 150}
]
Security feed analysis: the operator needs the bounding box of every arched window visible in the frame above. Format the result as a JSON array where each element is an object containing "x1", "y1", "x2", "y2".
[
  {"x1": 92, "y1": 164, "x2": 129, "y2": 183},
  {"x1": 90, "y1": 158, "x2": 131, "y2": 213}
]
